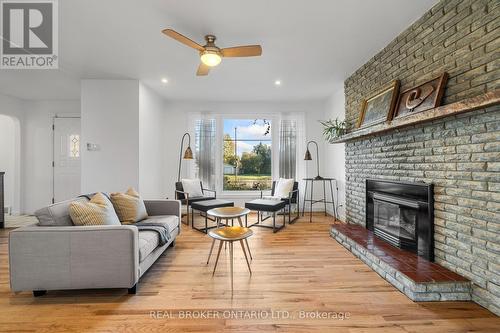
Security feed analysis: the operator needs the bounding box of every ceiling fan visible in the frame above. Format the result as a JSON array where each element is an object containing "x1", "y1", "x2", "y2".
[{"x1": 162, "y1": 28, "x2": 262, "y2": 76}]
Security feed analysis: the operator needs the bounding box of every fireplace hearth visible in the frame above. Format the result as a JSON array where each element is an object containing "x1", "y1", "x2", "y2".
[{"x1": 366, "y1": 179, "x2": 434, "y2": 261}]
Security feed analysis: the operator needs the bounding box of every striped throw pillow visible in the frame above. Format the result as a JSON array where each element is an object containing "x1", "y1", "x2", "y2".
[
  {"x1": 69, "y1": 192, "x2": 121, "y2": 226},
  {"x1": 110, "y1": 187, "x2": 148, "y2": 224}
]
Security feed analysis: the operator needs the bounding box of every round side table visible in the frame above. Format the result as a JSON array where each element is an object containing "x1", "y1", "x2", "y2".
[
  {"x1": 206, "y1": 207, "x2": 252, "y2": 264},
  {"x1": 206, "y1": 207, "x2": 253, "y2": 295},
  {"x1": 208, "y1": 226, "x2": 253, "y2": 294}
]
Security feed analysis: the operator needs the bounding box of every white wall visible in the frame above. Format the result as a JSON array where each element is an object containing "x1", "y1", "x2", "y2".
[
  {"x1": 0, "y1": 115, "x2": 17, "y2": 213},
  {"x1": 0, "y1": 94, "x2": 23, "y2": 214},
  {"x1": 323, "y1": 86, "x2": 346, "y2": 220},
  {"x1": 81, "y1": 80, "x2": 140, "y2": 194},
  {"x1": 2, "y1": 82, "x2": 340, "y2": 215},
  {"x1": 139, "y1": 84, "x2": 166, "y2": 199},
  {"x1": 0, "y1": 94, "x2": 81, "y2": 214},
  {"x1": 161, "y1": 101, "x2": 192, "y2": 199},
  {"x1": 23, "y1": 100, "x2": 80, "y2": 213},
  {"x1": 163, "y1": 100, "x2": 326, "y2": 209}
]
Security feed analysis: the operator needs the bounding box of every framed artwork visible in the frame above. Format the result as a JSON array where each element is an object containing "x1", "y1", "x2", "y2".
[
  {"x1": 393, "y1": 72, "x2": 448, "y2": 120},
  {"x1": 357, "y1": 80, "x2": 400, "y2": 128}
]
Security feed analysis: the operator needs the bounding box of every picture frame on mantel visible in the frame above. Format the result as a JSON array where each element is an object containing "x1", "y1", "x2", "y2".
[
  {"x1": 393, "y1": 72, "x2": 448, "y2": 120},
  {"x1": 357, "y1": 80, "x2": 400, "y2": 128}
]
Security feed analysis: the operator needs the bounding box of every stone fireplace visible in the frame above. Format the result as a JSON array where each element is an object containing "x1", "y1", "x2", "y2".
[
  {"x1": 337, "y1": 0, "x2": 499, "y2": 315},
  {"x1": 366, "y1": 179, "x2": 434, "y2": 261}
]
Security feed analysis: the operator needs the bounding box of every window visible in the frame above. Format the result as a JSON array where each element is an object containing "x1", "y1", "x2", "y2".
[
  {"x1": 69, "y1": 134, "x2": 80, "y2": 158},
  {"x1": 223, "y1": 119, "x2": 272, "y2": 191}
]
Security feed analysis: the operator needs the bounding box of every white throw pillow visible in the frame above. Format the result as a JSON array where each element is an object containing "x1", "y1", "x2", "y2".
[
  {"x1": 274, "y1": 178, "x2": 295, "y2": 198},
  {"x1": 182, "y1": 179, "x2": 204, "y2": 197}
]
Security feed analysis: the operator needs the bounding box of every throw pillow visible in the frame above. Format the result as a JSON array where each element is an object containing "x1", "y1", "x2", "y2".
[
  {"x1": 181, "y1": 178, "x2": 204, "y2": 197},
  {"x1": 69, "y1": 192, "x2": 121, "y2": 226},
  {"x1": 36, "y1": 197, "x2": 89, "y2": 226},
  {"x1": 274, "y1": 178, "x2": 295, "y2": 198},
  {"x1": 110, "y1": 187, "x2": 148, "y2": 224}
]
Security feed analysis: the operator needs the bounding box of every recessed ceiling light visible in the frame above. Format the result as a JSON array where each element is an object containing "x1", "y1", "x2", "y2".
[
  {"x1": 274, "y1": 80, "x2": 281, "y2": 86},
  {"x1": 161, "y1": 78, "x2": 168, "y2": 84}
]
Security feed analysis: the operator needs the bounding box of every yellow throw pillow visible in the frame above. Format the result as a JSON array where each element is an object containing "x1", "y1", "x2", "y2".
[
  {"x1": 69, "y1": 193, "x2": 121, "y2": 226},
  {"x1": 110, "y1": 187, "x2": 148, "y2": 224}
]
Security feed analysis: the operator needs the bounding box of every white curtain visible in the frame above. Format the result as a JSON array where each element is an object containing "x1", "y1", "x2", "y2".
[
  {"x1": 194, "y1": 119, "x2": 216, "y2": 189},
  {"x1": 279, "y1": 119, "x2": 297, "y2": 179}
]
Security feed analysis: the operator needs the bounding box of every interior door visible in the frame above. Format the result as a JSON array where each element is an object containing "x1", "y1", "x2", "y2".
[{"x1": 53, "y1": 117, "x2": 81, "y2": 202}]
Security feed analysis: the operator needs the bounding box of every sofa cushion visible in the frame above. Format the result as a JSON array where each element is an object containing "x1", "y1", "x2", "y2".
[
  {"x1": 142, "y1": 215, "x2": 180, "y2": 233},
  {"x1": 110, "y1": 187, "x2": 148, "y2": 224},
  {"x1": 245, "y1": 199, "x2": 286, "y2": 212},
  {"x1": 138, "y1": 231, "x2": 160, "y2": 262},
  {"x1": 35, "y1": 197, "x2": 90, "y2": 226},
  {"x1": 69, "y1": 193, "x2": 121, "y2": 226},
  {"x1": 137, "y1": 215, "x2": 179, "y2": 262}
]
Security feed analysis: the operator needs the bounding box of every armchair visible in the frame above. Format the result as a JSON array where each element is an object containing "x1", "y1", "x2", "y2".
[
  {"x1": 175, "y1": 181, "x2": 216, "y2": 225},
  {"x1": 260, "y1": 180, "x2": 300, "y2": 224}
]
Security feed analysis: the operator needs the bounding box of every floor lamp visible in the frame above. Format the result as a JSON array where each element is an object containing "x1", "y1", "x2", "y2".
[
  {"x1": 304, "y1": 140, "x2": 323, "y2": 180},
  {"x1": 177, "y1": 132, "x2": 193, "y2": 182}
]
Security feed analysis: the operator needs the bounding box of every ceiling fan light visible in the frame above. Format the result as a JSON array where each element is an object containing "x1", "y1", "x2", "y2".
[{"x1": 200, "y1": 51, "x2": 222, "y2": 67}]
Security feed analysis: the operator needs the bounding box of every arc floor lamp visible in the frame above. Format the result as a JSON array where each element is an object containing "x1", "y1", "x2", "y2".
[
  {"x1": 304, "y1": 140, "x2": 323, "y2": 180},
  {"x1": 177, "y1": 132, "x2": 193, "y2": 181}
]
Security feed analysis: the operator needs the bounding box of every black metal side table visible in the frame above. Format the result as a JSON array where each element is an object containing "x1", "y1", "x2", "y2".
[{"x1": 302, "y1": 177, "x2": 337, "y2": 222}]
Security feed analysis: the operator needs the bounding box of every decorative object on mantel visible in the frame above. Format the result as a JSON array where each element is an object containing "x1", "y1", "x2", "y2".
[
  {"x1": 393, "y1": 72, "x2": 448, "y2": 120},
  {"x1": 329, "y1": 90, "x2": 500, "y2": 143},
  {"x1": 177, "y1": 132, "x2": 194, "y2": 182},
  {"x1": 304, "y1": 140, "x2": 322, "y2": 180},
  {"x1": 357, "y1": 80, "x2": 400, "y2": 128},
  {"x1": 319, "y1": 118, "x2": 346, "y2": 143}
]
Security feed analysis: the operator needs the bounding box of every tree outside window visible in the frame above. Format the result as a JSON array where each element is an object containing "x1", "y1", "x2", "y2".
[{"x1": 223, "y1": 119, "x2": 272, "y2": 191}]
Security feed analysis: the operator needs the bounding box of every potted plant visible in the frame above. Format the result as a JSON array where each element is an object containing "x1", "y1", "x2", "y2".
[{"x1": 319, "y1": 118, "x2": 346, "y2": 142}]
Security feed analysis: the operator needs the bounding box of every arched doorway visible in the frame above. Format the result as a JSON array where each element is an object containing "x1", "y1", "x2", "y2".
[{"x1": 0, "y1": 114, "x2": 21, "y2": 218}]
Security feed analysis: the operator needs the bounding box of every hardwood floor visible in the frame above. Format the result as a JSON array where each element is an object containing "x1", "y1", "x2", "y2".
[{"x1": 0, "y1": 214, "x2": 498, "y2": 332}]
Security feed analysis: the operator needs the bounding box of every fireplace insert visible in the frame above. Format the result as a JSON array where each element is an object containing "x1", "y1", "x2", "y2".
[{"x1": 366, "y1": 179, "x2": 434, "y2": 261}]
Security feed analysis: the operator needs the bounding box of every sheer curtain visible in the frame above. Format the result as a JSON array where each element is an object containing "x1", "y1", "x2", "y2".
[
  {"x1": 194, "y1": 119, "x2": 216, "y2": 189},
  {"x1": 279, "y1": 119, "x2": 297, "y2": 179}
]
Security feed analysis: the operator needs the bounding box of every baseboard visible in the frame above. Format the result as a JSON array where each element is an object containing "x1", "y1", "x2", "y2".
[{"x1": 326, "y1": 208, "x2": 346, "y2": 222}]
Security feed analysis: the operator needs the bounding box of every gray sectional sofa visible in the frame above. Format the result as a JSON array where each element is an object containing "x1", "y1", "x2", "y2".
[{"x1": 9, "y1": 197, "x2": 181, "y2": 296}]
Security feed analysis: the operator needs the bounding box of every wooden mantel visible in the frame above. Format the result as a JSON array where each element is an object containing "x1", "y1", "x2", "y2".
[{"x1": 330, "y1": 89, "x2": 500, "y2": 143}]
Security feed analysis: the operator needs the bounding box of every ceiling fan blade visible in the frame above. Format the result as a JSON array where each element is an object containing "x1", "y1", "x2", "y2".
[
  {"x1": 196, "y1": 63, "x2": 210, "y2": 76},
  {"x1": 222, "y1": 45, "x2": 262, "y2": 57},
  {"x1": 162, "y1": 28, "x2": 204, "y2": 51}
]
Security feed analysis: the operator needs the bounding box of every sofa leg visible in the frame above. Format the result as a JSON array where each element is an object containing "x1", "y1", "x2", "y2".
[
  {"x1": 170, "y1": 240, "x2": 176, "y2": 248},
  {"x1": 33, "y1": 290, "x2": 47, "y2": 297},
  {"x1": 128, "y1": 284, "x2": 137, "y2": 294}
]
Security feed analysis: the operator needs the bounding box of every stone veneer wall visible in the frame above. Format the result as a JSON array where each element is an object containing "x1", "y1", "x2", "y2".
[{"x1": 343, "y1": 0, "x2": 499, "y2": 314}]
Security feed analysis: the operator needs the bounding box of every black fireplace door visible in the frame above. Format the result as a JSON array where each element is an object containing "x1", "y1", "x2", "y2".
[{"x1": 366, "y1": 179, "x2": 434, "y2": 261}]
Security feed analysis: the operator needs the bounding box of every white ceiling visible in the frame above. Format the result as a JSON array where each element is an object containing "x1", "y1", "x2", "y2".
[{"x1": 0, "y1": 0, "x2": 437, "y2": 101}]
